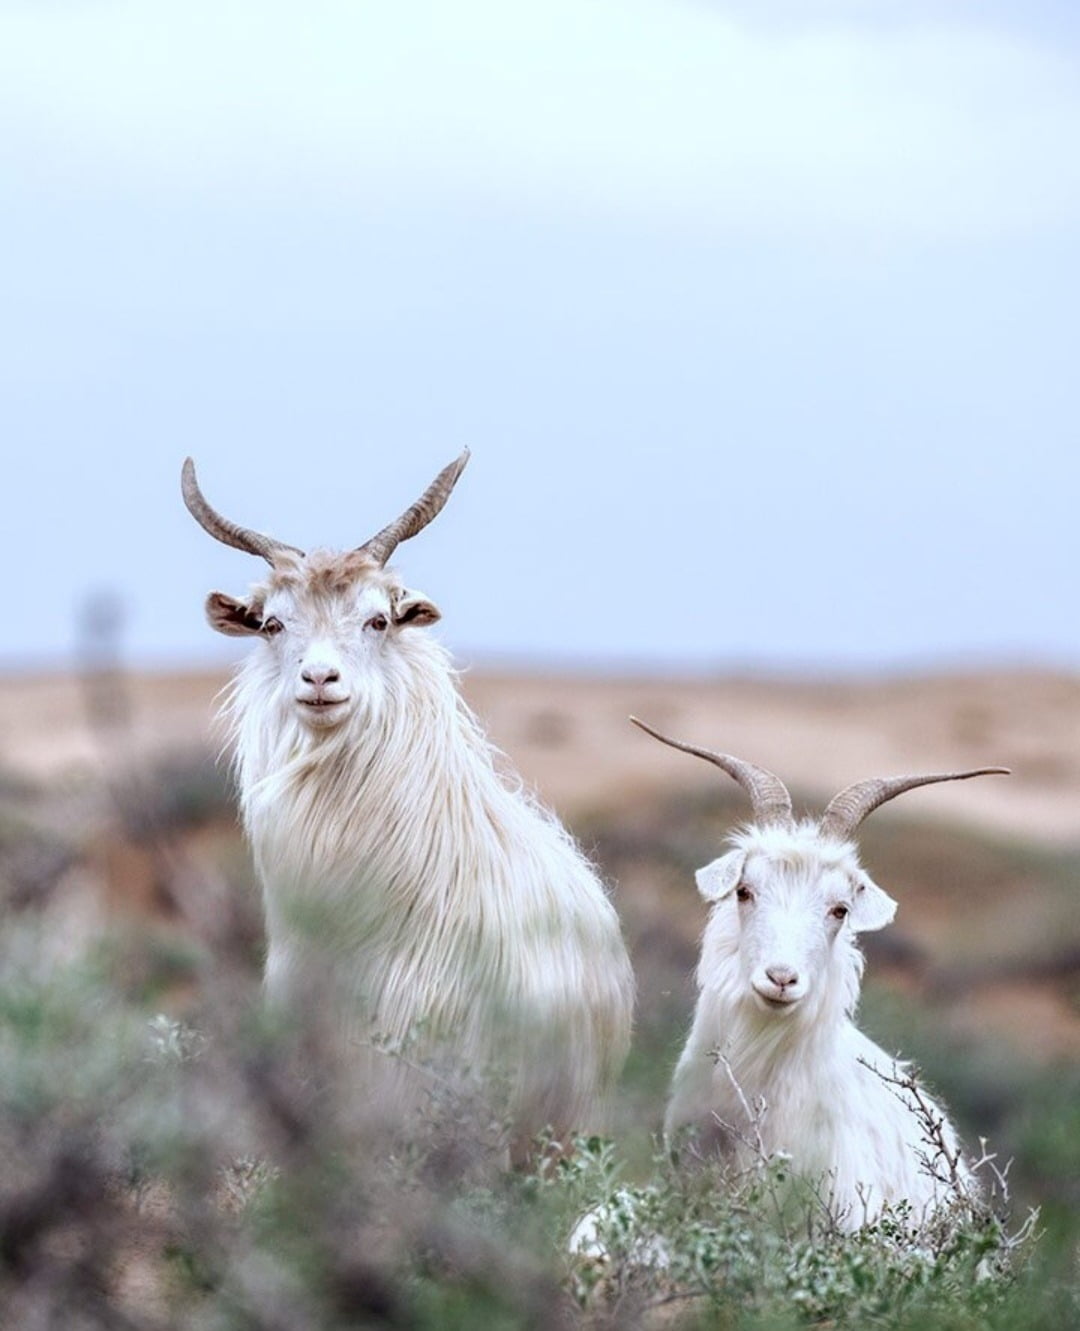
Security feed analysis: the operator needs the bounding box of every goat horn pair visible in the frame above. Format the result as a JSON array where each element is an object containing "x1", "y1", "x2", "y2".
[
  {"x1": 181, "y1": 449, "x2": 471, "y2": 568},
  {"x1": 630, "y1": 717, "x2": 1009, "y2": 837}
]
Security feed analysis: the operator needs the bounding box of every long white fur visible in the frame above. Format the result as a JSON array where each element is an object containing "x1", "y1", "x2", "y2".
[
  {"x1": 667, "y1": 819, "x2": 969, "y2": 1227},
  {"x1": 215, "y1": 551, "x2": 633, "y2": 1144}
]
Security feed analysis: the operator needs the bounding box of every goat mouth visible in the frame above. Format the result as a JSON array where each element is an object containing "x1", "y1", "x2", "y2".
[
  {"x1": 296, "y1": 697, "x2": 351, "y2": 712},
  {"x1": 752, "y1": 989, "x2": 800, "y2": 1012}
]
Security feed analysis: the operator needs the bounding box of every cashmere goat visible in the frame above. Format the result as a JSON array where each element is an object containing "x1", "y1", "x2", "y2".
[
  {"x1": 633, "y1": 717, "x2": 1008, "y2": 1228},
  {"x1": 181, "y1": 454, "x2": 633, "y2": 1150}
]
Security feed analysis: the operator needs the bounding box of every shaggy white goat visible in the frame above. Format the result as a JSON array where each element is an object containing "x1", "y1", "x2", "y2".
[
  {"x1": 181, "y1": 454, "x2": 633, "y2": 1149},
  {"x1": 633, "y1": 717, "x2": 1008, "y2": 1228}
]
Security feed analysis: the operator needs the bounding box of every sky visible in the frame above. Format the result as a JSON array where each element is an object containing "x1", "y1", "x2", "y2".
[{"x1": 2, "y1": 0, "x2": 1078, "y2": 674}]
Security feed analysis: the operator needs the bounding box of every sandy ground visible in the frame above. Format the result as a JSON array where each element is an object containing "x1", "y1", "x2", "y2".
[
  {"x1": 2, "y1": 663, "x2": 1077, "y2": 1068},
  {"x1": 1, "y1": 664, "x2": 1077, "y2": 847}
]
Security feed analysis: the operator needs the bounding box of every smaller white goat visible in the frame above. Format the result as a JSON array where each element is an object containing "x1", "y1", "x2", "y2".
[{"x1": 632, "y1": 717, "x2": 1008, "y2": 1229}]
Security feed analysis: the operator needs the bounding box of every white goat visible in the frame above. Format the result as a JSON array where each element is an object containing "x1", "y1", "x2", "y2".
[
  {"x1": 633, "y1": 717, "x2": 1008, "y2": 1228},
  {"x1": 181, "y1": 454, "x2": 633, "y2": 1150}
]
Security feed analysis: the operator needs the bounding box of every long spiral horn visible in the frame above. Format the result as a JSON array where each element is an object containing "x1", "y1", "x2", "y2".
[
  {"x1": 630, "y1": 716, "x2": 794, "y2": 826},
  {"x1": 819, "y1": 768, "x2": 1010, "y2": 840},
  {"x1": 181, "y1": 459, "x2": 304, "y2": 565},
  {"x1": 355, "y1": 450, "x2": 470, "y2": 567}
]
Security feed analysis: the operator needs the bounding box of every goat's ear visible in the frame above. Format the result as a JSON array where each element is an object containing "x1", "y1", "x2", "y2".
[
  {"x1": 848, "y1": 871, "x2": 897, "y2": 933},
  {"x1": 695, "y1": 851, "x2": 745, "y2": 902},
  {"x1": 393, "y1": 588, "x2": 441, "y2": 628},
  {"x1": 205, "y1": 591, "x2": 265, "y2": 637}
]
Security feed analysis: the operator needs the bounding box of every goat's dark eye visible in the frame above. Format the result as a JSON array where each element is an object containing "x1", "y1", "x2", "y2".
[
  {"x1": 262, "y1": 616, "x2": 284, "y2": 637},
  {"x1": 366, "y1": 614, "x2": 389, "y2": 633},
  {"x1": 736, "y1": 884, "x2": 753, "y2": 903},
  {"x1": 831, "y1": 904, "x2": 849, "y2": 921}
]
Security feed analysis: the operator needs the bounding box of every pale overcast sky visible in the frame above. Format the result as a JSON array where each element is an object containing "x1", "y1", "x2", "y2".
[{"x1": 2, "y1": 0, "x2": 1077, "y2": 672}]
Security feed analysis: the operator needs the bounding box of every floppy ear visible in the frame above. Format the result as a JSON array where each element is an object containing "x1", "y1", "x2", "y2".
[
  {"x1": 695, "y1": 851, "x2": 746, "y2": 903},
  {"x1": 848, "y1": 871, "x2": 897, "y2": 933},
  {"x1": 205, "y1": 591, "x2": 265, "y2": 637},
  {"x1": 393, "y1": 588, "x2": 441, "y2": 628}
]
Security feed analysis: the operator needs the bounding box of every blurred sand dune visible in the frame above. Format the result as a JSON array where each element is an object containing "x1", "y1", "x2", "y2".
[{"x1": 1, "y1": 665, "x2": 1076, "y2": 846}]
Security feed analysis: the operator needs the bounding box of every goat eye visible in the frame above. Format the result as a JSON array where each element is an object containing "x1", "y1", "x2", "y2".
[
  {"x1": 262, "y1": 616, "x2": 284, "y2": 637},
  {"x1": 735, "y1": 884, "x2": 753, "y2": 903},
  {"x1": 831, "y1": 904, "x2": 849, "y2": 921},
  {"x1": 366, "y1": 614, "x2": 389, "y2": 633}
]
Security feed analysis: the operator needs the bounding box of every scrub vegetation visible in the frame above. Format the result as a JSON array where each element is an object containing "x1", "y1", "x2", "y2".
[{"x1": 0, "y1": 736, "x2": 1077, "y2": 1329}]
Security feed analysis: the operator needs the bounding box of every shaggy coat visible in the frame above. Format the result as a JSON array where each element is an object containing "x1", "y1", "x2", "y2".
[
  {"x1": 218, "y1": 552, "x2": 633, "y2": 1143},
  {"x1": 667, "y1": 821, "x2": 968, "y2": 1226}
]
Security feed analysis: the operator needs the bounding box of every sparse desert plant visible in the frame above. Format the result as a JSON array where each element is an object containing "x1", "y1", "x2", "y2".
[{"x1": 563, "y1": 1088, "x2": 1044, "y2": 1329}]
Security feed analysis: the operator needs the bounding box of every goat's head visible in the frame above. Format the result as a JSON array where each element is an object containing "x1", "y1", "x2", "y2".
[
  {"x1": 182, "y1": 453, "x2": 469, "y2": 730},
  {"x1": 631, "y1": 717, "x2": 1009, "y2": 1020}
]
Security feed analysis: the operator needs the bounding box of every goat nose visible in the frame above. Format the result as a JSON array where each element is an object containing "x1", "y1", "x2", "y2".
[
  {"x1": 766, "y1": 965, "x2": 798, "y2": 989},
  {"x1": 301, "y1": 663, "x2": 340, "y2": 686}
]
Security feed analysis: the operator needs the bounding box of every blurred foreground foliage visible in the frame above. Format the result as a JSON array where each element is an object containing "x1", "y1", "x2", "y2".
[
  {"x1": 0, "y1": 741, "x2": 1077, "y2": 1328},
  {"x1": 0, "y1": 917, "x2": 1077, "y2": 1331}
]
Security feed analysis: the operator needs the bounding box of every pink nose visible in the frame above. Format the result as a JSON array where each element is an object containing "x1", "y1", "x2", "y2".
[
  {"x1": 301, "y1": 663, "x2": 340, "y2": 687},
  {"x1": 765, "y1": 965, "x2": 798, "y2": 989}
]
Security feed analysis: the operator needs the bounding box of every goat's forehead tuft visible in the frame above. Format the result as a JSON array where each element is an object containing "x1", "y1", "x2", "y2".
[
  {"x1": 265, "y1": 550, "x2": 399, "y2": 598},
  {"x1": 730, "y1": 820, "x2": 863, "y2": 878}
]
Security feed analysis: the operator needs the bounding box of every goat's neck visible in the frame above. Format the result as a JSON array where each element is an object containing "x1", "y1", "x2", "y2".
[
  {"x1": 230, "y1": 636, "x2": 507, "y2": 883},
  {"x1": 712, "y1": 947, "x2": 861, "y2": 1095}
]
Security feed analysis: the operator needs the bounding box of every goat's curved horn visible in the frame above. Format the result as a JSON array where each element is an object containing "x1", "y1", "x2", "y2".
[
  {"x1": 181, "y1": 459, "x2": 304, "y2": 565},
  {"x1": 355, "y1": 449, "x2": 470, "y2": 567},
  {"x1": 630, "y1": 716, "x2": 794, "y2": 826},
  {"x1": 819, "y1": 768, "x2": 1011, "y2": 840}
]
